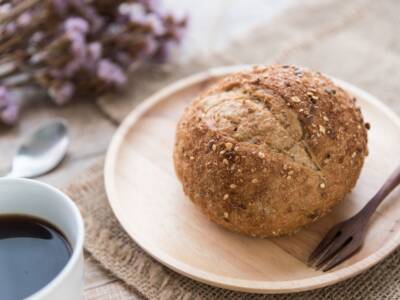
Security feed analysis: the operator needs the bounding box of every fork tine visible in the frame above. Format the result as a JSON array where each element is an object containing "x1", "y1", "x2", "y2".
[
  {"x1": 322, "y1": 242, "x2": 361, "y2": 272},
  {"x1": 308, "y1": 225, "x2": 341, "y2": 264},
  {"x1": 315, "y1": 235, "x2": 351, "y2": 269}
]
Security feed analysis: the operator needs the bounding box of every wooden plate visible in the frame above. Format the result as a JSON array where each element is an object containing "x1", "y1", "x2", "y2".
[{"x1": 105, "y1": 66, "x2": 400, "y2": 294}]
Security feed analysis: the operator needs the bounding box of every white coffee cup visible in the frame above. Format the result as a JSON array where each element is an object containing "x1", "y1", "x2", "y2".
[{"x1": 0, "y1": 178, "x2": 85, "y2": 300}]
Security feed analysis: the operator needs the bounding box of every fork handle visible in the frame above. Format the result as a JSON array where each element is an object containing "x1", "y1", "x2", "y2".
[{"x1": 361, "y1": 165, "x2": 400, "y2": 219}]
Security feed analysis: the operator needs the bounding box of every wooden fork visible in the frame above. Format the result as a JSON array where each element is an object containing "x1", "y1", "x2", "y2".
[{"x1": 308, "y1": 165, "x2": 400, "y2": 272}]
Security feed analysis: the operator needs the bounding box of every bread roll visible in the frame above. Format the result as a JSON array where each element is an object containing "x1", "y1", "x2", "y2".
[{"x1": 173, "y1": 65, "x2": 368, "y2": 237}]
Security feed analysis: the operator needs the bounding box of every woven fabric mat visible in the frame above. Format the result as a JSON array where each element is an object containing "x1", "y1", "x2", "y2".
[{"x1": 64, "y1": 0, "x2": 400, "y2": 299}]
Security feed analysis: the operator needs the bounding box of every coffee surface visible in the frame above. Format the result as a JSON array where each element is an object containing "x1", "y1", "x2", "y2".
[{"x1": 0, "y1": 215, "x2": 71, "y2": 300}]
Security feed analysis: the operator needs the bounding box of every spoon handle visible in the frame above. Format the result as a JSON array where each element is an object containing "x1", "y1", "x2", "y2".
[{"x1": 361, "y1": 165, "x2": 400, "y2": 218}]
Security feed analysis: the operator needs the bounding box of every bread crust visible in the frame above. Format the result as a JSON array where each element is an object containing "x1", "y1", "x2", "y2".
[{"x1": 173, "y1": 65, "x2": 368, "y2": 237}]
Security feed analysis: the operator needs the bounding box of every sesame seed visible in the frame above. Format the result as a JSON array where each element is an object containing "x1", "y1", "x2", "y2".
[
  {"x1": 312, "y1": 95, "x2": 319, "y2": 100},
  {"x1": 234, "y1": 146, "x2": 240, "y2": 151},
  {"x1": 223, "y1": 194, "x2": 229, "y2": 200},
  {"x1": 190, "y1": 156, "x2": 195, "y2": 160},
  {"x1": 323, "y1": 116, "x2": 329, "y2": 121},
  {"x1": 252, "y1": 178, "x2": 258, "y2": 184},
  {"x1": 212, "y1": 144, "x2": 217, "y2": 151},
  {"x1": 219, "y1": 150, "x2": 226, "y2": 155},
  {"x1": 223, "y1": 212, "x2": 229, "y2": 218},
  {"x1": 291, "y1": 96, "x2": 301, "y2": 103},
  {"x1": 319, "y1": 125, "x2": 326, "y2": 134},
  {"x1": 258, "y1": 152, "x2": 265, "y2": 159},
  {"x1": 223, "y1": 159, "x2": 229, "y2": 165},
  {"x1": 287, "y1": 176, "x2": 292, "y2": 180},
  {"x1": 288, "y1": 170, "x2": 294, "y2": 175},
  {"x1": 230, "y1": 184, "x2": 237, "y2": 189},
  {"x1": 225, "y1": 142, "x2": 233, "y2": 150},
  {"x1": 320, "y1": 182, "x2": 326, "y2": 189},
  {"x1": 352, "y1": 152, "x2": 357, "y2": 158}
]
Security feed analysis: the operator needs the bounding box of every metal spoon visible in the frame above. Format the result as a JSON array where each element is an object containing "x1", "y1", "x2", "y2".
[{"x1": 4, "y1": 119, "x2": 69, "y2": 178}]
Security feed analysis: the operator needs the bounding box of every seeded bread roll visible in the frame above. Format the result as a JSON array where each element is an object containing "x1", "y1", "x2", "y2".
[{"x1": 173, "y1": 65, "x2": 368, "y2": 238}]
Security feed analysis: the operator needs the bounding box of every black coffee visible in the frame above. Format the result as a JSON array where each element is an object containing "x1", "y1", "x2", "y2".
[{"x1": 0, "y1": 215, "x2": 72, "y2": 300}]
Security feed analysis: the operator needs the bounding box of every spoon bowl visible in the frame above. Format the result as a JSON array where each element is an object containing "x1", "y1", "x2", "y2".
[{"x1": 6, "y1": 120, "x2": 69, "y2": 178}]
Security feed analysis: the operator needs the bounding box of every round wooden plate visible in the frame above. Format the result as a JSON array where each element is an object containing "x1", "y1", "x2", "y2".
[{"x1": 105, "y1": 66, "x2": 400, "y2": 294}]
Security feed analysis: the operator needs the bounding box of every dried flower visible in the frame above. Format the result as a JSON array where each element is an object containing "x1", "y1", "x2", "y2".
[
  {"x1": 49, "y1": 82, "x2": 75, "y2": 105},
  {"x1": 97, "y1": 59, "x2": 127, "y2": 86},
  {"x1": 0, "y1": 86, "x2": 19, "y2": 125},
  {"x1": 65, "y1": 17, "x2": 89, "y2": 34},
  {"x1": 17, "y1": 13, "x2": 32, "y2": 27},
  {"x1": 0, "y1": 0, "x2": 187, "y2": 125}
]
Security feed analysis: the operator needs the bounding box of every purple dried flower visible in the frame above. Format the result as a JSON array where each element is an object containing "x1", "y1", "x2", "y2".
[
  {"x1": 119, "y1": 2, "x2": 147, "y2": 24},
  {"x1": 97, "y1": 59, "x2": 127, "y2": 86},
  {"x1": 17, "y1": 12, "x2": 32, "y2": 27},
  {"x1": 88, "y1": 42, "x2": 102, "y2": 61},
  {"x1": 0, "y1": 86, "x2": 13, "y2": 109},
  {"x1": 146, "y1": 13, "x2": 166, "y2": 36},
  {"x1": 5, "y1": 22, "x2": 16, "y2": 34},
  {"x1": 63, "y1": 18, "x2": 90, "y2": 74},
  {"x1": 1, "y1": 104, "x2": 19, "y2": 125},
  {"x1": 30, "y1": 31, "x2": 45, "y2": 45},
  {"x1": 65, "y1": 17, "x2": 89, "y2": 34},
  {"x1": 49, "y1": 81, "x2": 75, "y2": 105},
  {"x1": 82, "y1": 42, "x2": 102, "y2": 72},
  {"x1": 67, "y1": 30, "x2": 86, "y2": 59},
  {"x1": 0, "y1": 0, "x2": 187, "y2": 125},
  {"x1": 0, "y1": 86, "x2": 19, "y2": 125},
  {"x1": 0, "y1": 4, "x2": 11, "y2": 14},
  {"x1": 0, "y1": 85, "x2": 7, "y2": 97}
]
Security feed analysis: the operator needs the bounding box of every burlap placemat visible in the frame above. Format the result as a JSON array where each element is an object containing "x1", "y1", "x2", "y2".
[{"x1": 64, "y1": 0, "x2": 400, "y2": 299}]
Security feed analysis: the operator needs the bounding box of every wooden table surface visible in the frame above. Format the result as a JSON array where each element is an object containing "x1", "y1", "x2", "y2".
[{"x1": 0, "y1": 1, "x2": 292, "y2": 298}]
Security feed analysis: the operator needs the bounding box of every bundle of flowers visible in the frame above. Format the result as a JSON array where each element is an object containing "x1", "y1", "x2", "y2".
[{"x1": 0, "y1": 0, "x2": 186, "y2": 125}]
